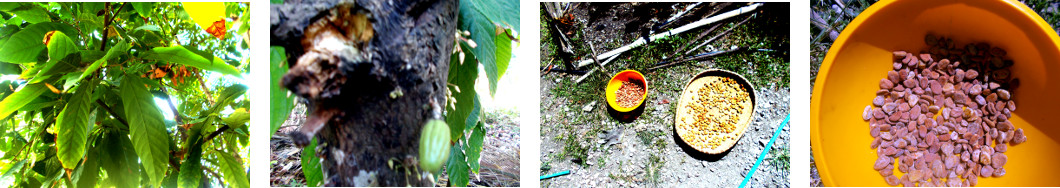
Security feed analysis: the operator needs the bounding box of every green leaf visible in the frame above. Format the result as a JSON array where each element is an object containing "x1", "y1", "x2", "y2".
[
  {"x1": 141, "y1": 45, "x2": 241, "y2": 76},
  {"x1": 131, "y1": 2, "x2": 156, "y2": 18},
  {"x1": 0, "y1": 2, "x2": 23, "y2": 12},
  {"x1": 40, "y1": 169, "x2": 63, "y2": 188},
  {"x1": 222, "y1": 108, "x2": 248, "y2": 128},
  {"x1": 301, "y1": 138, "x2": 323, "y2": 186},
  {"x1": 445, "y1": 43, "x2": 478, "y2": 141},
  {"x1": 17, "y1": 97, "x2": 56, "y2": 112},
  {"x1": 72, "y1": 142, "x2": 99, "y2": 188},
  {"x1": 0, "y1": 22, "x2": 78, "y2": 63},
  {"x1": 45, "y1": 31, "x2": 79, "y2": 65},
  {"x1": 206, "y1": 84, "x2": 247, "y2": 115},
  {"x1": 162, "y1": 172, "x2": 179, "y2": 188},
  {"x1": 463, "y1": 0, "x2": 519, "y2": 30},
  {"x1": 0, "y1": 160, "x2": 26, "y2": 187},
  {"x1": 8, "y1": 3, "x2": 53, "y2": 24},
  {"x1": 446, "y1": 143, "x2": 470, "y2": 186},
  {"x1": 99, "y1": 123, "x2": 139, "y2": 188},
  {"x1": 76, "y1": 40, "x2": 128, "y2": 86},
  {"x1": 217, "y1": 152, "x2": 248, "y2": 188},
  {"x1": 0, "y1": 63, "x2": 20, "y2": 75},
  {"x1": 178, "y1": 123, "x2": 204, "y2": 188},
  {"x1": 56, "y1": 76, "x2": 98, "y2": 170},
  {"x1": 457, "y1": 0, "x2": 518, "y2": 96},
  {"x1": 270, "y1": 46, "x2": 294, "y2": 135},
  {"x1": 29, "y1": 52, "x2": 80, "y2": 84},
  {"x1": 120, "y1": 75, "x2": 170, "y2": 187},
  {"x1": 468, "y1": 121, "x2": 485, "y2": 174},
  {"x1": 0, "y1": 83, "x2": 48, "y2": 120},
  {"x1": 133, "y1": 24, "x2": 161, "y2": 32},
  {"x1": 493, "y1": 28, "x2": 513, "y2": 85}
]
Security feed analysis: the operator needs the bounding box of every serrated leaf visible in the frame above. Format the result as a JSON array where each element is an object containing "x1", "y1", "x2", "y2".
[
  {"x1": 0, "y1": 83, "x2": 48, "y2": 120},
  {"x1": 457, "y1": 0, "x2": 518, "y2": 96},
  {"x1": 493, "y1": 28, "x2": 512, "y2": 84},
  {"x1": 56, "y1": 76, "x2": 98, "y2": 170},
  {"x1": 468, "y1": 121, "x2": 485, "y2": 174},
  {"x1": 446, "y1": 143, "x2": 470, "y2": 186},
  {"x1": 0, "y1": 160, "x2": 26, "y2": 187},
  {"x1": 464, "y1": 96, "x2": 481, "y2": 133},
  {"x1": 120, "y1": 75, "x2": 170, "y2": 187},
  {"x1": 141, "y1": 45, "x2": 241, "y2": 76},
  {"x1": 0, "y1": 22, "x2": 78, "y2": 63},
  {"x1": 217, "y1": 152, "x2": 248, "y2": 188},
  {"x1": 270, "y1": 46, "x2": 293, "y2": 135},
  {"x1": 446, "y1": 43, "x2": 478, "y2": 141},
  {"x1": 179, "y1": 123, "x2": 204, "y2": 188},
  {"x1": 301, "y1": 138, "x2": 323, "y2": 186}
]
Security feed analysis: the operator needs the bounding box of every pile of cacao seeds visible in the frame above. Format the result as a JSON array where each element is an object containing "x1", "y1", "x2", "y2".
[{"x1": 862, "y1": 35, "x2": 1028, "y2": 187}]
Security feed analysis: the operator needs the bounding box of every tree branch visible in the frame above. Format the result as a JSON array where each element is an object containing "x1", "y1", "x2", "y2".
[
  {"x1": 100, "y1": 2, "x2": 127, "y2": 51},
  {"x1": 204, "y1": 125, "x2": 230, "y2": 143},
  {"x1": 96, "y1": 99, "x2": 129, "y2": 127},
  {"x1": 159, "y1": 85, "x2": 184, "y2": 125}
]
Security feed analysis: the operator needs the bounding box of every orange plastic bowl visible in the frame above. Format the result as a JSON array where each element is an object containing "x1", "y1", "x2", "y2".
[
  {"x1": 606, "y1": 70, "x2": 648, "y2": 112},
  {"x1": 811, "y1": 0, "x2": 1060, "y2": 186}
]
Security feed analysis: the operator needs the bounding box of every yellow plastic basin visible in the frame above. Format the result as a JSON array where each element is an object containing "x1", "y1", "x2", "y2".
[
  {"x1": 811, "y1": 0, "x2": 1060, "y2": 186},
  {"x1": 606, "y1": 70, "x2": 648, "y2": 112}
]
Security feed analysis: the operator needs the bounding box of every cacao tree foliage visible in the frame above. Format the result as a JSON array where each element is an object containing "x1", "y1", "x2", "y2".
[
  {"x1": 268, "y1": 0, "x2": 518, "y2": 186},
  {"x1": 0, "y1": 2, "x2": 250, "y2": 188}
]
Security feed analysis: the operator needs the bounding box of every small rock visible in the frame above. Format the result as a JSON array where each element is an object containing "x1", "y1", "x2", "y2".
[{"x1": 582, "y1": 101, "x2": 597, "y2": 112}]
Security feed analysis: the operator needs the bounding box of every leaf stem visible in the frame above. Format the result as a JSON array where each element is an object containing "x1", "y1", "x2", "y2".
[{"x1": 96, "y1": 99, "x2": 129, "y2": 127}]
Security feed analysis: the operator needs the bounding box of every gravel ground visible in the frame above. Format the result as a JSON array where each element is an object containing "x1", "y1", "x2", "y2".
[
  {"x1": 540, "y1": 75, "x2": 789, "y2": 187},
  {"x1": 540, "y1": 3, "x2": 790, "y2": 187}
]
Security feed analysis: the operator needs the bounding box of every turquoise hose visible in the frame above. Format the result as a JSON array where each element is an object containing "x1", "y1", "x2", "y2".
[
  {"x1": 540, "y1": 170, "x2": 570, "y2": 180},
  {"x1": 739, "y1": 114, "x2": 790, "y2": 188}
]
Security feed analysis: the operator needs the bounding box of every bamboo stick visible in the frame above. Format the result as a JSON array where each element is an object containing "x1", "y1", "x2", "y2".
[{"x1": 575, "y1": 3, "x2": 762, "y2": 68}]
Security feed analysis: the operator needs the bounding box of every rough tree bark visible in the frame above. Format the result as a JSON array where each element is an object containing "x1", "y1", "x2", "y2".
[{"x1": 271, "y1": 0, "x2": 457, "y2": 186}]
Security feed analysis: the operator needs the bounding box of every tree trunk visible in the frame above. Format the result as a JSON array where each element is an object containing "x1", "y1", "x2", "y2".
[{"x1": 271, "y1": 0, "x2": 457, "y2": 186}]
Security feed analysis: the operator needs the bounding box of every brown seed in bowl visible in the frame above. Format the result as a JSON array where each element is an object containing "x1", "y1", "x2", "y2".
[
  {"x1": 864, "y1": 105, "x2": 874, "y2": 121},
  {"x1": 881, "y1": 79, "x2": 895, "y2": 89}
]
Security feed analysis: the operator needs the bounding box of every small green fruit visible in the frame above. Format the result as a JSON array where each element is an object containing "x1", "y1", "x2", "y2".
[{"x1": 419, "y1": 119, "x2": 451, "y2": 173}]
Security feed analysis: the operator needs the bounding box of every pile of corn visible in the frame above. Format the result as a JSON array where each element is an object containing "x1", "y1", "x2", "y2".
[{"x1": 680, "y1": 77, "x2": 751, "y2": 150}]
